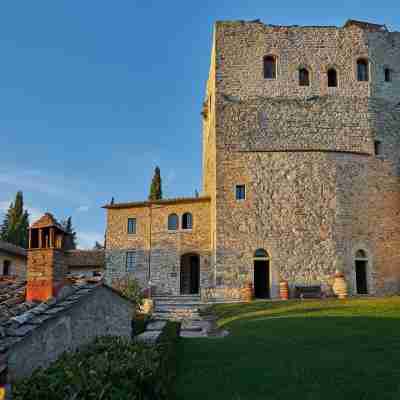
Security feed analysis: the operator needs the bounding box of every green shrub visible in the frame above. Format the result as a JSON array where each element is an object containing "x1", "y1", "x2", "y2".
[
  {"x1": 112, "y1": 276, "x2": 144, "y2": 313},
  {"x1": 13, "y1": 322, "x2": 180, "y2": 400},
  {"x1": 135, "y1": 313, "x2": 149, "y2": 335}
]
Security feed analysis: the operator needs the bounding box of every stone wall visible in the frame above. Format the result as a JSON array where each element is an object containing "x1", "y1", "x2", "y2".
[
  {"x1": 213, "y1": 21, "x2": 400, "y2": 100},
  {"x1": 0, "y1": 253, "x2": 26, "y2": 279},
  {"x1": 6, "y1": 284, "x2": 132, "y2": 382},
  {"x1": 105, "y1": 198, "x2": 212, "y2": 296},
  {"x1": 205, "y1": 20, "x2": 400, "y2": 299}
]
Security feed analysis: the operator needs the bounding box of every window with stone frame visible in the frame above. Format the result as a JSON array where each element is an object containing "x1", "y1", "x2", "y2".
[
  {"x1": 126, "y1": 251, "x2": 136, "y2": 272},
  {"x1": 127, "y1": 218, "x2": 137, "y2": 234},
  {"x1": 263, "y1": 55, "x2": 277, "y2": 79},
  {"x1": 168, "y1": 214, "x2": 179, "y2": 231},
  {"x1": 385, "y1": 68, "x2": 392, "y2": 82},
  {"x1": 299, "y1": 68, "x2": 310, "y2": 86},
  {"x1": 327, "y1": 68, "x2": 338, "y2": 87},
  {"x1": 357, "y1": 59, "x2": 369, "y2": 81},
  {"x1": 235, "y1": 184, "x2": 246, "y2": 201},
  {"x1": 374, "y1": 140, "x2": 383, "y2": 157},
  {"x1": 182, "y1": 212, "x2": 193, "y2": 230}
]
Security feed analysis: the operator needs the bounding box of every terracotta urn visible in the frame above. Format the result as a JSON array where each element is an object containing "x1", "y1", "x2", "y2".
[
  {"x1": 279, "y1": 280, "x2": 289, "y2": 300},
  {"x1": 241, "y1": 281, "x2": 253, "y2": 302},
  {"x1": 332, "y1": 270, "x2": 348, "y2": 299}
]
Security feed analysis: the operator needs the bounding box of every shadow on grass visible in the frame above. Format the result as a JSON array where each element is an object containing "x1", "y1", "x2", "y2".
[
  {"x1": 213, "y1": 297, "x2": 400, "y2": 327},
  {"x1": 175, "y1": 315, "x2": 400, "y2": 400}
]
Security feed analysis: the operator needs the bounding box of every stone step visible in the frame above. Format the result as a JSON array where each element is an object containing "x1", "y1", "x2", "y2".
[
  {"x1": 155, "y1": 303, "x2": 202, "y2": 309},
  {"x1": 153, "y1": 296, "x2": 201, "y2": 304}
]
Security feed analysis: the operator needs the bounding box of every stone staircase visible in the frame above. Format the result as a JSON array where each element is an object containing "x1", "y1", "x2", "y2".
[{"x1": 152, "y1": 295, "x2": 205, "y2": 321}]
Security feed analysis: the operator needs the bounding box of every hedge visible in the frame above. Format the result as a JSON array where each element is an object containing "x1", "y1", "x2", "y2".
[{"x1": 13, "y1": 321, "x2": 180, "y2": 400}]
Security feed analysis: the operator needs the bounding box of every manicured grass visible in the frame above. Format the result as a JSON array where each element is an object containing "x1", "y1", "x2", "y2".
[{"x1": 175, "y1": 297, "x2": 400, "y2": 400}]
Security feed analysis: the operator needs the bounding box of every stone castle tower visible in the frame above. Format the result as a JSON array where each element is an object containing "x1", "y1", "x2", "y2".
[
  {"x1": 202, "y1": 19, "x2": 400, "y2": 297},
  {"x1": 104, "y1": 19, "x2": 400, "y2": 301}
]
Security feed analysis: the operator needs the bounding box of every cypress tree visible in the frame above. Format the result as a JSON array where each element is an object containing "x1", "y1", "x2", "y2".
[
  {"x1": 0, "y1": 191, "x2": 30, "y2": 248},
  {"x1": 148, "y1": 166, "x2": 162, "y2": 201}
]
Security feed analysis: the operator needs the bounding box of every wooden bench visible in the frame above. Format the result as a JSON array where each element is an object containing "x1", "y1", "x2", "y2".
[{"x1": 295, "y1": 285, "x2": 322, "y2": 299}]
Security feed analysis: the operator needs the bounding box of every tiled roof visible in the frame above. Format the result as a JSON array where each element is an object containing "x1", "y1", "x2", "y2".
[
  {"x1": 66, "y1": 250, "x2": 105, "y2": 268},
  {"x1": 31, "y1": 213, "x2": 67, "y2": 233},
  {"x1": 103, "y1": 196, "x2": 211, "y2": 209},
  {"x1": 0, "y1": 279, "x2": 34, "y2": 328},
  {"x1": 0, "y1": 278, "x2": 104, "y2": 355},
  {"x1": 0, "y1": 241, "x2": 27, "y2": 258},
  {"x1": 343, "y1": 19, "x2": 388, "y2": 31}
]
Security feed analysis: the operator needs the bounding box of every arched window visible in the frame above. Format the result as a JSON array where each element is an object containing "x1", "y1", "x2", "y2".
[
  {"x1": 327, "y1": 68, "x2": 338, "y2": 87},
  {"x1": 168, "y1": 214, "x2": 179, "y2": 231},
  {"x1": 357, "y1": 59, "x2": 369, "y2": 81},
  {"x1": 182, "y1": 212, "x2": 193, "y2": 230},
  {"x1": 254, "y1": 248, "x2": 269, "y2": 258},
  {"x1": 263, "y1": 55, "x2": 277, "y2": 79},
  {"x1": 355, "y1": 249, "x2": 368, "y2": 294},
  {"x1": 355, "y1": 249, "x2": 367, "y2": 259},
  {"x1": 299, "y1": 68, "x2": 310, "y2": 86}
]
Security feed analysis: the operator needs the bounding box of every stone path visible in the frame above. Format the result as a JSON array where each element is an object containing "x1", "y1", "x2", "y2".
[{"x1": 180, "y1": 315, "x2": 229, "y2": 338}]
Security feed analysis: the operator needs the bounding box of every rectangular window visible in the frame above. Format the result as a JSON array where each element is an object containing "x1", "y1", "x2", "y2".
[
  {"x1": 374, "y1": 140, "x2": 383, "y2": 157},
  {"x1": 235, "y1": 184, "x2": 246, "y2": 201},
  {"x1": 126, "y1": 251, "x2": 136, "y2": 272},
  {"x1": 127, "y1": 218, "x2": 136, "y2": 234}
]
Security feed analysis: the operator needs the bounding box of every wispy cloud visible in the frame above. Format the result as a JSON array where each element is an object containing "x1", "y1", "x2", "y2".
[
  {"x1": 77, "y1": 231, "x2": 104, "y2": 250},
  {"x1": 0, "y1": 166, "x2": 90, "y2": 204}
]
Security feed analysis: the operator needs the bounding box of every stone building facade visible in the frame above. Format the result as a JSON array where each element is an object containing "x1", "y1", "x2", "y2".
[
  {"x1": 105, "y1": 19, "x2": 400, "y2": 300},
  {"x1": 0, "y1": 241, "x2": 26, "y2": 279}
]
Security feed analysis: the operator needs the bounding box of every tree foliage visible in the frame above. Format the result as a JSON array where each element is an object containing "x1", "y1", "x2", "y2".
[
  {"x1": 0, "y1": 191, "x2": 30, "y2": 248},
  {"x1": 93, "y1": 241, "x2": 103, "y2": 250},
  {"x1": 61, "y1": 216, "x2": 77, "y2": 249},
  {"x1": 148, "y1": 166, "x2": 162, "y2": 201}
]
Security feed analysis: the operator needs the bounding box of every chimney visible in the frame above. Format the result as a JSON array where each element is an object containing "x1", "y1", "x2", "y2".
[{"x1": 26, "y1": 213, "x2": 69, "y2": 302}]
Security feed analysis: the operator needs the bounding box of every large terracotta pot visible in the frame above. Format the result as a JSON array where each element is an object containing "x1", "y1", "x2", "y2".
[
  {"x1": 333, "y1": 271, "x2": 348, "y2": 299},
  {"x1": 280, "y1": 280, "x2": 289, "y2": 300},
  {"x1": 241, "y1": 282, "x2": 253, "y2": 302}
]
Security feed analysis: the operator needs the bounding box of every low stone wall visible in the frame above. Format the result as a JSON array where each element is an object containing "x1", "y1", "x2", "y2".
[{"x1": 5, "y1": 284, "x2": 133, "y2": 382}]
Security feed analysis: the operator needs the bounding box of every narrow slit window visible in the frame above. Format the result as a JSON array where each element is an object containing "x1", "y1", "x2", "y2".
[
  {"x1": 299, "y1": 68, "x2": 310, "y2": 86},
  {"x1": 357, "y1": 59, "x2": 369, "y2": 81},
  {"x1": 263, "y1": 56, "x2": 276, "y2": 79},
  {"x1": 385, "y1": 68, "x2": 392, "y2": 82},
  {"x1": 235, "y1": 185, "x2": 246, "y2": 201},
  {"x1": 374, "y1": 140, "x2": 383, "y2": 156},
  {"x1": 327, "y1": 68, "x2": 338, "y2": 87}
]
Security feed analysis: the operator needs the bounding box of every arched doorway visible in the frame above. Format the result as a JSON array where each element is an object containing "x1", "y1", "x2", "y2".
[
  {"x1": 180, "y1": 253, "x2": 200, "y2": 295},
  {"x1": 355, "y1": 250, "x2": 368, "y2": 294},
  {"x1": 254, "y1": 249, "x2": 270, "y2": 299}
]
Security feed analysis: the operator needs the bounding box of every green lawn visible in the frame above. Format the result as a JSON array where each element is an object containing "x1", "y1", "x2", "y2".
[{"x1": 175, "y1": 297, "x2": 400, "y2": 400}]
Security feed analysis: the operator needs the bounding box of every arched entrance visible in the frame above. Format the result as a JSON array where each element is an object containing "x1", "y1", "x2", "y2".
[
  {"x1": 180, "y1": 253, "x2": 200, "y2": 295},
  {"x1": 355, "y1": 250, "x2": 368, "y2": 294},
  {"x1": 253, "y1": 249, "x2": 270, "y2": 299}
]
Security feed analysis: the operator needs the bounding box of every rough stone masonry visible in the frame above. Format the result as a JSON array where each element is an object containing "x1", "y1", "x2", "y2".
[{"x1": 105, "y1": 19, "x2": 400, "y2": 300}]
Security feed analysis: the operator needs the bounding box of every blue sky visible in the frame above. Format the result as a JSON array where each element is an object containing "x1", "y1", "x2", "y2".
[{"x1": 0, "y1": 1, "x2": 399, "y2": 248}]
